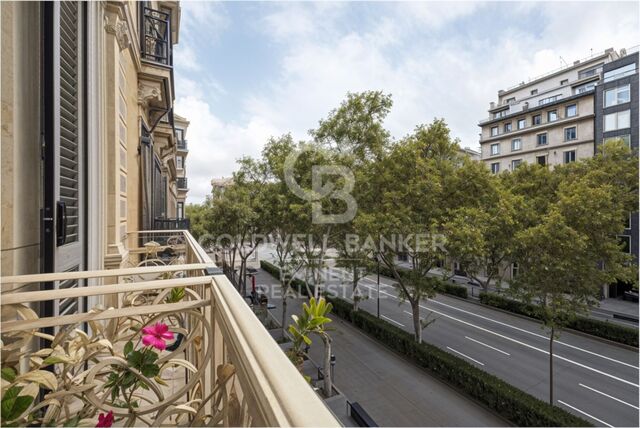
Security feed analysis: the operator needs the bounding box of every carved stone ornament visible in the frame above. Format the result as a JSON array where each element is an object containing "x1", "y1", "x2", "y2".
[
  {"x1": 104, "y1": 14, "x2": 131, "y2": 51},
  {"x1": 137, "y1": 82, "x2": 163, "y2": 108}
]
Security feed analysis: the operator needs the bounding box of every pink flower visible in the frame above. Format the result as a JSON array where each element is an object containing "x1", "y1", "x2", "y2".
[
  {"x1": 141, "y1": 322, "x2": 174, "y2": 351},
  {"x1": 96, "y1": 411, "x2": 114, "y2": 427}
]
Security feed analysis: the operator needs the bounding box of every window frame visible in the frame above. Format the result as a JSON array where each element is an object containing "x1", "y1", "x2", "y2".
[
  {"x1": 511, "y1": 159, "x2": 522, "y2": 170},
  {"x1": 532, "y1": 114, "x2": 541, "y2": 125},
  {"x1": 511, "y1": 138, "x2": 522, "y2": 151},
  {"x1": 604, "y1": 110, "x2": 631, "y2": 132},
  {"x1": 563, "y1": 150, "x2": 576, "y2": 164},
  {"x1": 490, "y1": 143, "x2": 500, "y2": 156},
  {"x1": 604, "y1": 85, "x2": 631, "y2": 108},
  {"x1": 490, "y1": 126, "x2": 499, "y2": 137},
  {"x1": 504, "y1": 122, "x2": 512, "y2": 133},
  {"x1": 490, "y1": 162, "x2": 500, "y2": 174},
  {"x1": 536, "y1": 155, "x2": 547, "y2": 166},
  {"x1": 536, "y1": 133, "x2": 548, "y2": 146},
  {"x1": 603, "y1": 134, "x2": 631, "y2": 148},
  {"x1": 564, "y1": 126, "x2": 577, "y2": 141},
  {"x1": 517, "y1": 118, "x2": 526, "y2": 129},
  {"x1": 547, "y1": 110, "x2": 558, "y2": 122},
  {"x1": 565, "y1": 104, "x2": 577, "y2": 118}
]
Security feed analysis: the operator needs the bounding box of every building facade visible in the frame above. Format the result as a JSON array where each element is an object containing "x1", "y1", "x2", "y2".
[
  {"x1": 1, "y1": 0, "x2": 188, "y2": 277},
  {"x1": 175, "y1": 113, "x2": 189, "y2": 219},
  {"x1": 479, "y1": 48, "x2": 620, "y2": 173},
  {"x1": 595, "y1": 50, "x2": 639, "y2": 294}
]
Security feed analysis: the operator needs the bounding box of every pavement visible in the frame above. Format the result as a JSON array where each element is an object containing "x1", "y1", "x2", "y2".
[
  {"x1": 256, "y1": 269, "x2": 507, "y2": 427},
  {"x1": 258, "y1": 255, "x2": 640, "y2": 428}
]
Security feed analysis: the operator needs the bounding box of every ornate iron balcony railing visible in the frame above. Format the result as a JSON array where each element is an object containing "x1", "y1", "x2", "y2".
[
  {"x1": 154, "y1": 217, "x2": 190, "y2": 231},
  {"x1": 177, "y1": 177, "x2": 188, "y2": 189},
  {"x1": 0, "y1": 230, "x2": 339, "y2": 427},
  {"x1": 177, "y1": 139, "x2": 188, "y2": 151},
  {"x1": 140, "y1": 6, "x2": 172, "y2": 66}
]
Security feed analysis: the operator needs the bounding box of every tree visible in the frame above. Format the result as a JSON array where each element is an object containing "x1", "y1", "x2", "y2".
[
  {"x1": 357, "y1": 119, "x2": 460, "y2": 342},
  {"x1": 185, "y1": 200, "x2": 210, "y2": 242}
]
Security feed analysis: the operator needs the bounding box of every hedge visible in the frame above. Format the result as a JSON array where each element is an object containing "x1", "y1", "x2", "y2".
[
  {"x1": 260, "y1": 261, "x2": 591, "y2": 426},
  {"x1": 366, "y1": 264, "x2": 469, "y2": 298},
  {"x1": 327, "y1": 296, "x2": 591, "y2": 427},
  {"x1": 479, "y1": 292, "x2": 639, "y2": 348}
]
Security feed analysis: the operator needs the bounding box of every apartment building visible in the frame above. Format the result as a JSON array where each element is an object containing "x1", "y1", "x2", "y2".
[
  {"x1": 595, "y1": 51, "x2": 639, "y2": 291},
  {"x1": 1, "y1": 2, "x2": 338, "y2": 425},
  {"x1": 175, "y1": 113, "x2": 189, "y2": 219},
  {"x1": 479, "y1": 48, "x2": 620, "y2": 173}
]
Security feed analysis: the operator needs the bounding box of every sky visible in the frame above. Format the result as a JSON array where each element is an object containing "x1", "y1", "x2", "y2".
[{"x1": 173, "y1": 0, "x2": 640, "y2": 204}]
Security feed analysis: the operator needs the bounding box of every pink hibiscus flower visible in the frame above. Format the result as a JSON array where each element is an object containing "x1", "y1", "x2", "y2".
[
  {"x1": 141, "y1": 322, "x2": 174, "y2": 351},
  {"x1": 96, "y1": 410, "x2": 114, "y2": 428}
]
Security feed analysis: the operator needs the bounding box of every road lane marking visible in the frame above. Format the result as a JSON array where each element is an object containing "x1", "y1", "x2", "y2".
[
  {"x1": 465, "y1": 336, "x2": 510, "y2": 356},
  {"x1": 381, "y1": 314, "x2": 405, "y2": 327},
  {"x1": 446, "y1": 347, "x2": 485, "y2": 366},
  {"x1": 362, "y1": 270, "x2": 638, "y2": 371},
  {"x1": 359, "y1": 283, "x2": 639, "y2": 388},
  {"x1": 578, "y1": 383, "x2": 640, "y2": 410},
  {"x1": 557, "y1": 400, "x2": 614, "y2": 427},
  {"x1": 429, "y1": 299, "x2": 639, "y2": 371}
]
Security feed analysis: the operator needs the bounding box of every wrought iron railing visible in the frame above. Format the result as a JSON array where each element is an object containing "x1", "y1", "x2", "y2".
[
  {"x1": 140, "y1": 6, "x2": 172, "y2": 66},
  {"x1": 0, "y1": 230, "x2": 339, "y2": 427},
  {"x1": 154, "y1": 217, "x2": 190, "y2": 231},
  {"x1": 177, "y1": 177, "x2": 188, "y2": 189},
  {"x1": 177, "y1": 140, "x2": 188, "y2": 151}
]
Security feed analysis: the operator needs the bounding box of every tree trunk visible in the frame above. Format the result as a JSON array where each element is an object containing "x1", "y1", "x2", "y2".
[
  {"x1": 411, "y1": 300, "x2": 421, "y2": 343},
  {"x1": 321, "y1": 334, "x2": 333, "y2": 398},
  {"x1": 281, "y1": 294, "x2": 288, "y2": 339},
  {"x1": 549, "y1": 325, "x2": 554, "y2": 406}
]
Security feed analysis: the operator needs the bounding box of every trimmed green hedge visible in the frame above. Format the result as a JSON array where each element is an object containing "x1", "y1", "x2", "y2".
[
  {"x1": 261, "y1": 260, "x2": 314, "y2": 296},
  {"x1": 327, "y1": 296, "x2": 591, "y2": 427},
  {"x1": 260, "y1": 261, "x2": 591, "y2": 426},
  {"x1": 479, "y1": 292, "x2": 639, "y2": 348}
]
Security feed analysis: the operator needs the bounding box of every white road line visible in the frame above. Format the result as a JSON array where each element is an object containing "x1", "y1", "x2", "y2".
[
  {"x1": 363, "y1": 284, "x2": 640, "y2": 388},
  {"x1": 446, "y1": 347, "x2": 485, "y2": 366},
  {"x1": 557, "y1": 400, "x2": 614, "y2": 427},
  {"x1": 579, "y1": 383, "x2": 640, "y2": 410},
  {"x1": 381, "y1": 314, "x2": 405, "y2": 327},
  {"x1": 465, "y1": 336, "x2": 511, "y2": 356},
  {"x1": 429, "y1": 298, "x2": 639, "y2": 371}
]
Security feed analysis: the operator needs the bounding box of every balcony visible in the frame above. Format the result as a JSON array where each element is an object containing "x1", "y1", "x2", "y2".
[
  {"x1": 177, "y1": 139, "x2": 188, "y2": 151},
  {"x1": 140, "y1": 6, "x2": 172, "y2": 66},
  {"x1": 154, "y1": 217, "x2": 190, "y2": 230},
  {"x1": 177, "y1": 177, "x2": 188, "y2": 190},
  {"x1": 0, "y1": 230, "x2": 339, "y2": 427}
]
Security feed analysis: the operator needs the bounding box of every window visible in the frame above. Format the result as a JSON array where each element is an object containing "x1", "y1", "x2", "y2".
[
  {"x1": 490, "y1": 143, "x2": 500, "y2": 155},
  {"x1": 603, "y1": 63, "x2": 636, "y2": 82},
  {"x1": 539, "y1": 95, "x2": 559, "y2": 106},
  {"x1": 578, "y1": 64, "x2": 602, "y2": 79},
  {"x1": 177, "y1": 202, "x2": 184, "y2": 219},
  {"x1": 574, "y1": 82, "x2": 596, "y2": 94},
  {"x1": 564, "y1": 126, "x2": 577, "y2": 141},
  {"x1": 506, "y1": 97, "x2": 516, "y2": 104},
  {"x1": 537, "y1": 133, "x2": 548, "y2": 146},
  {"x1": 617, "y1": 235, "x2": 631, "y2": 254},
  {"x1": 504, "y1": 122, "x2": 512, "y2": 133},
  {"x1": 511, "y1": 159, "x2": 522, "y2": 169},
  {"x1": 530, "y1": 89, "x2": 538, "y2": 95},
  {"x1": 604, "y1": 85, "x2": 630, "y2": 107},
  {"x1": 603, "y1": 134, "x2": 631, "y2": 147},
  {"x1": 536, "y1": 155, "x2": 547, "y2": 166},
  {"x1": 494, "y1": 110, "x2": 507, "y2": 119},
  {"x1": 517, "y1": 118, "x2": 526, "y2": 129},
  {"x1": 491, "y1": 126, "x2": 499, "y2": 136},
  {"x1": 176, "y1": 155, "x2": 183, "y2": 169},
  {"x1": 565, "y1": 104, "x2": 577, "y2": 117},
  {"x1": 532, "y1": 114, "x2": 541, "y2": 125},
  {"x1": 511, "y1": 138, "x2": 522, "y2": 151},
  {"x1": 511, "y1": 262, "x2": 519, "y2": 278},
  {"x1": 547, "y1": 110, "x2": 558, "y2": 122},
  {"x1": 563, "y1": 150, "x2": 576, "y2": 164},
  {"x1": 560, "y1": 79, "x2": 569, "y2": 85},
  {"x1": 604, "y1": 110, "x2": 631, "y2": 131},
  {"x1": 491, "y1": 162, "x2": 500, "y2": 174},
  {"x1": 623, "y1": 213, "x2": 631, "y2": 230}
]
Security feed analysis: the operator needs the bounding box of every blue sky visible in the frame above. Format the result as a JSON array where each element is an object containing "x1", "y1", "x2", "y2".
[{"x1": 173, "y1": 1, "x2": 640, "y2": 203}]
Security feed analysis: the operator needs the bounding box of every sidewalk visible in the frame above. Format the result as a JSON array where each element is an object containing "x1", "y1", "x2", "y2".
[{"x1": 255, "y1": 268, "x2": 508, "y2": 427}]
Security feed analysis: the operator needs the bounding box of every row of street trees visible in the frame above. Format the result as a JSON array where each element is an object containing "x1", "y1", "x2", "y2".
[{"x1": 189, "y1": 91, "x2": 638, "y2": 403}]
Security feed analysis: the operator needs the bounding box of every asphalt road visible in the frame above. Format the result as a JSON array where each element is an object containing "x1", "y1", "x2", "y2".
[{"x1": 320, "y1": 266, "x2": 639, "y2": 428}]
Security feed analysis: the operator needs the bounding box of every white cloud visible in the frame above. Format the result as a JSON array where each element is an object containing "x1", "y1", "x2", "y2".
[{"x1": 175, "y1": 1, "x2": 640, "y2": 203}]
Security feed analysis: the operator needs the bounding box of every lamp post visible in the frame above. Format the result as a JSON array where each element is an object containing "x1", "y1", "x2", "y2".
[{"x1": 376, "y1": 255, "x2": 380, "y2": 319}]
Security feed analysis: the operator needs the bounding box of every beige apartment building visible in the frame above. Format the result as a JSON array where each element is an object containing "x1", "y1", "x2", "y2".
[
  {"x1": 479, "y1": 48, "x2": 620, "y2": 173},
  {"x1": 175, "y1": 113, "x2": 190, "y2": 220},
  {"x1": 1, "y1": 2, "x2": 337, "y2": 425}
]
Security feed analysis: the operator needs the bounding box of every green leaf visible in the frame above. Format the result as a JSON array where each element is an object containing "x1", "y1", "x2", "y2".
[
  {"x1": 1, "y1": 386, "x2": 33, "y2": 422},
  {"x1": 126, "y1": 350, "x2": 144, "y2": 369},
  {"x1": 124, "y1": 341, "x2": 133, "y2": 357},
  {"x1": 141, "y1": 364, "x2": 160, "y2": 378},
  {"x1": 1, "y1": 367, "x2": 16, "y2": 382}
]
